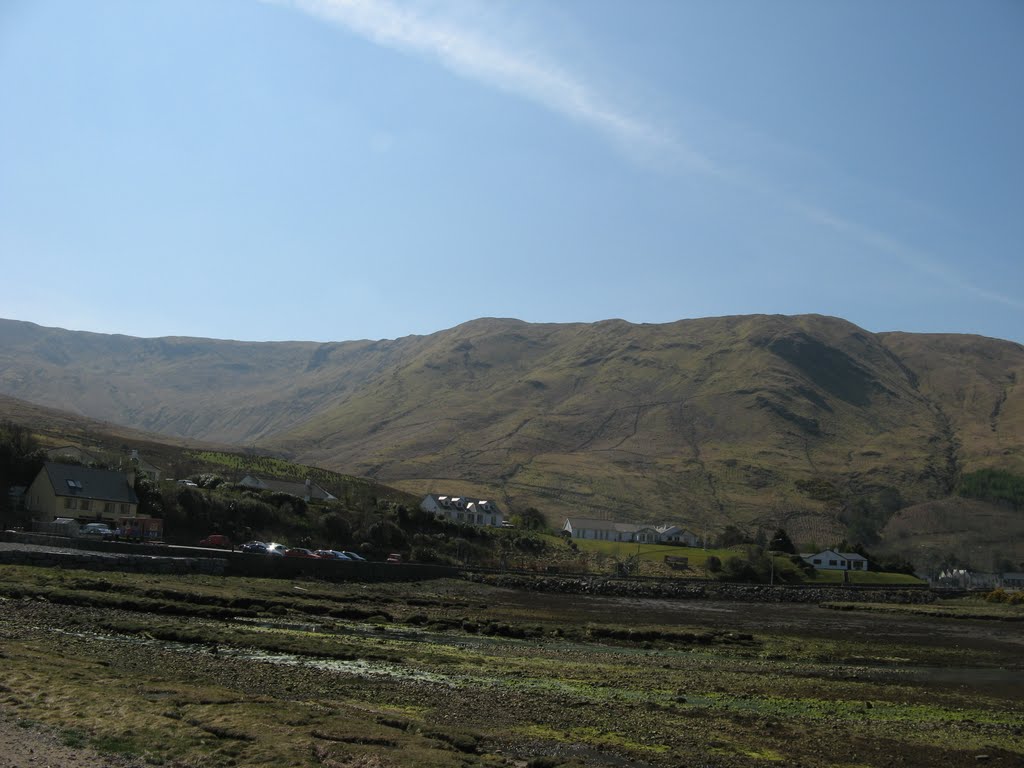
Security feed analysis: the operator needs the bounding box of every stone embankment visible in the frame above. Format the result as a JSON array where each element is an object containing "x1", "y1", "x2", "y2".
[
  {"x1": 465, "y1": 573, "x2": 936, "y2": 604},
  {"x1": 0, "y1": 544, "x2": 225, "y2": 576}
]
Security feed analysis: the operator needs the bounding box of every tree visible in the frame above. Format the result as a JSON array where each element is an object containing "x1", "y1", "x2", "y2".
[
  {"x1": 516, "y1": 506, "x2": 546, "y2": 531},
  {"x1": 0, "y1": 421, "x2": 43, "y2": 528},
  {"x1": 716, "y1": 525, "x2": 750, "y2": 548},
  {"x1": 322, "y1": 512, "x2": 352, "y2": 546},
  {"x1": 367, "y1": 519, "x2": 407, "y2": 550},
  {"x1": 769, "y1": 528, "x2": 796, "y2": 554}
]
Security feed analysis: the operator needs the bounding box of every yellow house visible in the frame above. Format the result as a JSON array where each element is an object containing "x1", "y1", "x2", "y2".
[{"x1": 25, "y1": 463, "x2": 139, "y2": 524}]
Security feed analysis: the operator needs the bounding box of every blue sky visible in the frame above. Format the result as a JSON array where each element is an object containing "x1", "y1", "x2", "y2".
[{"x1": 1, "y1": 0, "x2": 1021, "y2": 343}]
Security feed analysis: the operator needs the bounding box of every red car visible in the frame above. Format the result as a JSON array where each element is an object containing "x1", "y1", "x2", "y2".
[
  {"x1": 198, "y1": 534, "x2": 232, "y2": 549},
  {"x1": 284, "y1": 547, "x2": 317, "y2": 558}
]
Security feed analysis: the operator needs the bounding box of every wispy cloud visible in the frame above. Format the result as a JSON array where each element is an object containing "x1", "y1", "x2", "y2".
[
  {"x1": 266, "y1": 0, "x2": 1020, "y2": 312},
  {"x1": 788, "y1": 200, "x2": 1024, "y2": 310},
  {"x1": 265, "y1": 0, "x2": 716, "y2": 173}
]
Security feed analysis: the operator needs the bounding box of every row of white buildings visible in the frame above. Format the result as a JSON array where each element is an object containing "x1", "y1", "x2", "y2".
[
  {"x1": 419, "y1": 496, "x2": 704, "y2": 547},
  {"x1": 420, "y1": 494, "x2": 506, "y2": 527}
]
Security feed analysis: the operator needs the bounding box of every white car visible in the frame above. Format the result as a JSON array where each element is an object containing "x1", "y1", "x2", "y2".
[{"x1": 265, "y1": 543, "x2": 287, "y2": 557}]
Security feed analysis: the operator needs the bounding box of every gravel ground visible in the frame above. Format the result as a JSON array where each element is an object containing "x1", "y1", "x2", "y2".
[{"x1": 0, "y1": 712, "x2": 145, "y2": 768}]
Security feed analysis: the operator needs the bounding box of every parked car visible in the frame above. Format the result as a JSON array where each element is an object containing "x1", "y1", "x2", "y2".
[
  {"x1": 81, "y1": 523, "x2": 114, "y2": 538},
  {"x1": 341, "y1": 551, "x2": 366, "y2": 561},
  {"x1": 386, "y1": 553, "x2": 403, "y2": 564},
  {"x1": 198, "y1": 534, "x2": 232, "y2": 549},
  {"x1": 265, "y1": 543, "x2": 287, "y2": 557},
  {"x1": 313, "y1": 550, "x2": 350, "y2": 560},
  {"x1": 284, "y1": 547, "x2": 317, "y2": 559},
  {"x1": 240, "y1": 541, "x2": 268, "y2": 554}
]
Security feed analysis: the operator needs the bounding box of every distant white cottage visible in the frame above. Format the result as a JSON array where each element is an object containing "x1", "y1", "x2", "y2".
[
  {"x1": 800, "y1": 549, "x2": 869, "y2": 571},
  {"x1": 238, "y1": 475, "x2": 336, "y2": 502},
  {"x1": 421, "y1": 494, "x2": 504, "y2": 527},
  {"x1": 562, "y1": 517, "x2": 699, "y2": 546}
]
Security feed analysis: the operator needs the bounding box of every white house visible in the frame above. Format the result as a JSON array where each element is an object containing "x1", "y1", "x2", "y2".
[
  {"x1": 1000, "y1": 572, "x2": 1024, "y2": 589},
  {"x1": 238, "y1": 475, "x2": 336, "y2": 502},
  {"x1": 935, "y1": 569, "x2": 998, "y2": 589},
  {"x1": 563, "y1": 518, "x2": 642, "y2": 541},
  {"x1": 801, "y1": 549, "x2": 869, "y2": 571},
  {"x1": 421, "y1": 494, "x2": 504, "y2": 527},
  {"x1": 654, "y1": 525, "x2": 700, "y2": 546},
  {"x1": 562, "y1": 518, "x2": 699, "y2": 545}
]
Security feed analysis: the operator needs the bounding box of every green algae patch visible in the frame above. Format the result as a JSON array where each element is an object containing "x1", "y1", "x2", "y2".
[{"x1": 516, "y1": 724, "x2": 670, "y2": 755}]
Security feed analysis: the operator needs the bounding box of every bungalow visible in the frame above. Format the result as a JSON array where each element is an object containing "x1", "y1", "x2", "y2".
[
  {"x1": 563, "y1": 518, "x2": 643, "y2": 542},
  {"x1": 1000, "y1": 572, "x2": 1024, "y2": 589},
  {"x1": 801, "y1": 549, "x2": 869, "y2": 571},
  {"x1": 420, "y1": 494, "x2": 504, "y2": 527},
  {"x1": 654, "y1": 525, "x2": 700, "y2": 546},
  {"x1": 25, "y1": 462, "x2": 139, "y2": 525},
  {"x1": 128, "y1": 449, "x2": 163, "y2": 482},
  {"x1": 238, "y1": 475, "x2": 336, "y2": 502},
  {"x1": 563, "y1": 518, "x2": 700, "y2": 545}
]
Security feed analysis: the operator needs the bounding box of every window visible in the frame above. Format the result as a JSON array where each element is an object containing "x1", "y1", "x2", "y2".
[
  {"x1": 120, "y1": 504, "x2": 130, "y2": 515},
  {"x1": 104, "y1": 503, "x2": 114, "y2": 515},
  {"x1": 64, "y1": 498, "x2": 77, "y2": 509},
  {"x1": 80, "y1": 500, "x2": 91, "y2": 512},
  {"x1": 829, "y1": 559, "x2": 837, "y2": 566},
  {"x1": 813, "y1": 559, "x2": 821, "y2": 565}
]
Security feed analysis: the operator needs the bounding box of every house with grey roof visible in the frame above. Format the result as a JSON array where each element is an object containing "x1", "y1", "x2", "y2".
[
  {"x1": 563, "y1": 517, "x2": 643, "y2": 542},
  {"x1": 800, "y1": 549, "x2": 869, "y2": 571},
  {"x1": 25, "y1": 462, "x2": 139, "y2": 524},
  {"x1": 238, "y1": 475, "x2": 336, "y2": 502},
  {"x1": 562, "y1": 517, "x2": 699, "y2": 545}
]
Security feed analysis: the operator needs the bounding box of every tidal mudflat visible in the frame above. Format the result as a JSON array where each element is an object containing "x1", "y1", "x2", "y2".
[{"x1": 0, "y1": 566, "x2": 1020, "y2": 767}]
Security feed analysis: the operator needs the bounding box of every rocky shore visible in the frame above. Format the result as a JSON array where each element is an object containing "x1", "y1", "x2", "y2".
[{"x1": 465, "y1": 572, "x2": 936, "y2": 603}]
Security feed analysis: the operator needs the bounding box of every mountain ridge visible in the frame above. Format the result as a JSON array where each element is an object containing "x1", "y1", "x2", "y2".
[{"x1": 1, "y1": 314, "x2": 1022, "y2": 536}]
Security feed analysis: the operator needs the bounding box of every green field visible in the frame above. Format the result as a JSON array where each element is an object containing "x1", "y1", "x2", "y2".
[{"x1": 539, "y1": 535, "x2": 924, "y2": 584}]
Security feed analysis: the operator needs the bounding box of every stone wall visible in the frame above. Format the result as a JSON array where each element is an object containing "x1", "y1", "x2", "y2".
[
  {"x1": 223, "y1": 553, "x2": 458, "y2": 582},
  {"x1": 0, "y1": 531, "x2": 458, "y2": 582},
  {"x1": 465, "y1": 573, "x2": 936, "y2": 604},
  {"x1": 0, "y1": 547, "x2": 226, "y2": 576}
]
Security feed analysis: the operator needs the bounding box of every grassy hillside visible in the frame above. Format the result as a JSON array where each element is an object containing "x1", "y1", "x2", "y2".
[
  {"x1": 269, "y1": 314, "x2": 973, "y2": 527},
  {"x1": 2, "y1": 315, "x2": 1023, "y2": 557},
  {"x1": 879, "y1": 332, "x2": 1024, "y2": 472}
]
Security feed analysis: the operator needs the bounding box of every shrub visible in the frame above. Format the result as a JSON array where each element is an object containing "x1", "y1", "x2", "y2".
[
  {"x1": 321, "y1": 512, "x2": 352, "y2": 546},
  {"x1": 958, "y1": 469, "x2": 1024, "y2": 509}
]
